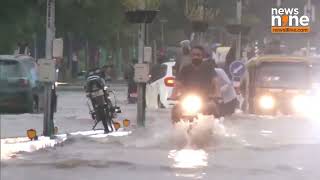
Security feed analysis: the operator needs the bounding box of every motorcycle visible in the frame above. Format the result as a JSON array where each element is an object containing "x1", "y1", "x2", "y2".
[
  {"x1": 169, "y1": 94, "x2": 220, "y2": 148},
  {"x1": 84, "y1": 68, "x2": 121, "y2": 133},
  {"x1": 169, "y1": 94, "x2": 220, "y2": 133}
]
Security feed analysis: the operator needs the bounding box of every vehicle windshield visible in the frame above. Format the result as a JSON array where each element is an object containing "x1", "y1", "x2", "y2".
[
  {"x1": 256, "y1": 62, "x2": 309, "y2": 89},
  {"x1": 0, "y1": 60, "x2": 23, "y2": 80}
]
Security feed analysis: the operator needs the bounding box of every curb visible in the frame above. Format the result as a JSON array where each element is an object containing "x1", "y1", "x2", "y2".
[
  {"x1": 1, "y1": 134, "x2": 67, "y2": 160},
  {"x1": 1, "y1": 129, "x2": 132, "y2": 160}
]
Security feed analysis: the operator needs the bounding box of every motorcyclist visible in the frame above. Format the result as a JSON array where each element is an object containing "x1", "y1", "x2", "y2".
[
  {"x1": 85, "y1": 67, "x2": 112, "y2": 133},
  {"x1": 170, "y1": 45, "x2": 222, "y2": 123},
  {"x1": 214, "y1": 67, "x2": 238, "y2": 116}
]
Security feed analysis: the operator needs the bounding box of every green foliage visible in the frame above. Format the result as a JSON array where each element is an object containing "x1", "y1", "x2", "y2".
[
  {"x1": 0, "y1": 0, "x2": 126, "y2": 53},
  {"x1": 0, "y1": 0, "x2": 40, "y2": 53},
  {"x1": 0, "y1": 0, "x2": 318, "y2": 53},
  {"x1": 56, "y1": 0, "x2": 124, "y2": 45}
]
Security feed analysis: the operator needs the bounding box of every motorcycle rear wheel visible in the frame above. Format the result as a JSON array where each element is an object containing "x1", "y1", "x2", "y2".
[{"x1": 96, "y1": 107, "x2": 111, "y2": 133}]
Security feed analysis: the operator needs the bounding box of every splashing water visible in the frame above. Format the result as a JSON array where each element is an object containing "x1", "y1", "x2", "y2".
[{"x1": 171, "y1": 115, "x2": 225, "y2": 149}]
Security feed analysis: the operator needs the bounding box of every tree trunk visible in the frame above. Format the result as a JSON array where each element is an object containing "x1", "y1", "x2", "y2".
[
  {"x1": 85, "y1": 40, "x2": 89, "y2": 71},
  {"x1": 88, "y1": 42, "x2": 99, "y2": 70},
  {"x1": 67, "y1": 32, "x2": 73, "y2": 81}
]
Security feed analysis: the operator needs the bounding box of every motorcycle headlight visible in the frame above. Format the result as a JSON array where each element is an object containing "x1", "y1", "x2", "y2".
[
  {"x1": 181, "y1": 95, "x2": 202, "y2": 115},
  {"x1": 292, "y1": 95, "x2": 309, "y2": 112},
  {"x1": 259, "y1": 95, "x2": 275, "y2": 110}
]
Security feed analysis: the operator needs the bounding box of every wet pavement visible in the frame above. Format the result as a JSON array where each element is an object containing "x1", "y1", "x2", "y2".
[{"x1": 1, "y1": 86, "x2": 320, "y2": 180}]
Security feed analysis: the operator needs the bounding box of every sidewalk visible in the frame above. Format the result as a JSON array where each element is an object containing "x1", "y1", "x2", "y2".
[
  {"x1": 1, "y1": 134, "x2": 67, "y2": 160},
  {"x1": 1, "y1": 129, "x2": 132, "y2": 160}
]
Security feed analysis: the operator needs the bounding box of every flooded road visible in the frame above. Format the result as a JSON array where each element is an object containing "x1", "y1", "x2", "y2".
[{"x1": 2, "y1": 90, "x2": 320, "y2": 180}]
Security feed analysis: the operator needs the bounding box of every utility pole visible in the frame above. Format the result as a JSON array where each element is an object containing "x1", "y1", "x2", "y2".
[
  {"x1": 277, "y1": 0, "x2": 282, "y2": 8},
  {"x1": 43, "y1": 0, "x2": 55, "y2": 137},
  {"x1": 116, "y1": 32, "x2": 123, "y2": 79},
  {"x1": 200, "y1": 0, "x2": 208, "y2": 44},
  {"x1": 236, "y1": 0, "x2": 242, "y2": 60},
  {"x1": 33, "y1": 33, "x2": 38, "y2": 61},
  {"x1": 145, "y1": 24, "x2": 150, "y2": 46},
  {"x1": 272, "y1": 0, "x2": 283, "y2": 52},
  {"x1": 160, "y1": 19, "x2": 168, "y2": 47},
  {"x1": 137, "y1": 24, "x2": 146, "y2": 127},
  {"x1": 305, "y1": 0, "x2": 314, "y2": 56}
]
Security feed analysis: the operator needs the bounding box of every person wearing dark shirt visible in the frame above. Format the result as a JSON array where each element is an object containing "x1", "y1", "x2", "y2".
[
  {"x1": 124, "y1": 59, "x2": 138, "y2": 103},
  {"x1": 170, "y1": 45, "x2": 222, "y2": 123}
]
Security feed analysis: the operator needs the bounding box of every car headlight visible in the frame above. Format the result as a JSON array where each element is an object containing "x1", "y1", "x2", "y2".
[
  {"x1": 292, "y1": 95, "x2": 309, "y2": 112},
  {"x1": 259, "y1": 95, "x2": 275, "y2": 110},
  {"x1": 181, "y1": 95, "x2": 202, "y2": 115}
]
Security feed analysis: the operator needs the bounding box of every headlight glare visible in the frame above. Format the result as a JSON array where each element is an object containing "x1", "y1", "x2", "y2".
[
  {"x1": 181, "y1": 95, "x2": 202, "y2": 115},
  {"x1": 259, "y1": 95, "x2": 275, "y2": 110},
  {"x1": 292, "y1": 95, "x2": 309, "y2": 113}
]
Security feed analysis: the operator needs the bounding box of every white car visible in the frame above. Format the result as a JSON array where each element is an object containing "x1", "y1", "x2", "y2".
[{"x1": 146, "y1": 61, "x2": 175, "y2": 109}]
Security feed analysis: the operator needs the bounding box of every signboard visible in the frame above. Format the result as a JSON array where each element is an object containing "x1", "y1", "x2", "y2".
[
  {"x1": 38, "y1": 59, "x2": 56, "y2": 82},
  {"x1": 53, "y1": 38, "x2": 63, "y2": 58},
  {"x1": 134, "y1": 63, "x2": 150, "y2": 83},
  {"x1": 229, "y1": 60, "x2": 246, "y2": 78},
  {"x1": 144, "y1": 47, "x2": 152, "y2": 63}
]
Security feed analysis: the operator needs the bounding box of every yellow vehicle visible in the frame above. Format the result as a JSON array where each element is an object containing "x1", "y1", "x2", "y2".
[{"x1": 241, "y1": 55, "x2": 312, "y2": 115}]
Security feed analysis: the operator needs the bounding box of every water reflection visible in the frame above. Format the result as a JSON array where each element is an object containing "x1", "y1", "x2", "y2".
[{"x1": 168, "y1": 148, "x2": 208, "y2": 178}]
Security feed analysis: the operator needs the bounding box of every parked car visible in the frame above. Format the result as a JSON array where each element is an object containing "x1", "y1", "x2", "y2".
[
  {"x1": 146, "y1": 61, "x2": 175, "y2": 109},
  {"x1": 0, "y1": 55, "x2": 44, "y2": 113}
]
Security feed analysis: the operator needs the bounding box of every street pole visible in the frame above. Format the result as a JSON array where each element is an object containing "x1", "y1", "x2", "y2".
[
  {"x1": 306, "y1": 0, "x2": 312, "y2": 56},
  {"x1": 43, "y1": 0, "x2": 55, "y2": 137},
  {"x1": 33, "y1": 33, "x2": 38, "y2": 61},
  {"x1": 236, "y1": 0, "x2": 242, "y2": 61},
  {"x1": 146, "y1": 24, "x2": 150, "y2": 46},
  {"x1": 137, "y1": 23, "x2": 146, "y2": 127},
  {"x1": 116, "y1": 32, "x2": 122, "y2": 79},
  {"x1": 201, "y1": 0, "x2": 207, "y2": 45},
  {"x1": 277, "y1": 0, "x2": 282, "y2": 8},
  {"x1": 153, "y1": 40, "x2": 157, "y2": 64},
  {"x1": 161, "y1": 23, "x2": 164, "y2": 46},
  {"x1": 85, "y1": 40, "x2": 89, "y2": 71},
  {"x1": 307, "y1": 39, "x2": 311, "y2": 56},
  {"x1": 160, "y1": 19, "x2": 168, "y2": 47},
  {"x1": 276, "y1": 0, "x2": 282, "y2": 53}
]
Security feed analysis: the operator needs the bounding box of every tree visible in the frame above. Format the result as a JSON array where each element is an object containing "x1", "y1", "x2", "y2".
[{"x1": 0, "y1": 0, "x2": 43, "y2": 53}]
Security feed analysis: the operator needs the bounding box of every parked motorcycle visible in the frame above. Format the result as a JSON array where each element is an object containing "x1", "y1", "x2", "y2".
[{"x1": 84, "y1": 68, "x2": 121, "y2": 133}]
